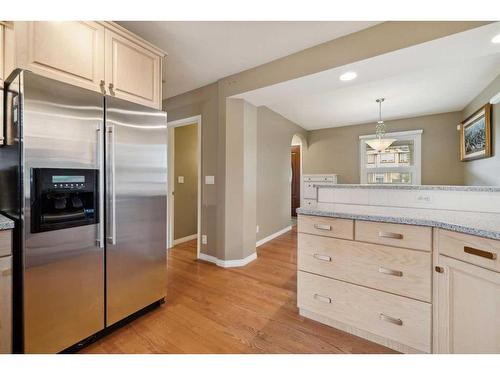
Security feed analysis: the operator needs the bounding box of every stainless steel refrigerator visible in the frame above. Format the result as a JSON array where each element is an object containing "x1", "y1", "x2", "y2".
[{"x1": 0, "y1": 70, "x2": 167, "y2": 353}]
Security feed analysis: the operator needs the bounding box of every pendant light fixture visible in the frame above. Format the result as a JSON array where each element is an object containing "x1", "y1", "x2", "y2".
[{"x1": 365, "y1": 98, "x2": 396, "y2": 152}]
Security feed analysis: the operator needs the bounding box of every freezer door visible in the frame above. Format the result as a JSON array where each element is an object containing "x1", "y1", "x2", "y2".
[
  {"x1": 105, "y1": 96, "x2": 167, "y2": 326},
  {"x1": 21, "y1": 72, "x2": 105, "y2": 353}
]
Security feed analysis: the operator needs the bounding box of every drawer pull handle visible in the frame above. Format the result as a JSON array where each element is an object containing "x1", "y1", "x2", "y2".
[
  {"x1": 313, "y1": 253, "x2": 332, "y2": 262},
  {"x1": 314, "y1": 224, "x2": 331, "y2": 231},
  {"x1": 464, "y1": 246, "x2": 497, "y2": 260},
  {"x1": 378, "y1": 267, "x2": 403, "y2": 277},
  {"x1": 313, "y1": 294, "x2": 332, "y2": 304},
  {"x1": 379, "y1": 313, "x2": 403, "y2": 326},
  {"x1": 1, "y1": 267, "x2": 12, "y2": 277},
  {"x1": 379, "y1": 231, "x2": 403, "y2": 240}
]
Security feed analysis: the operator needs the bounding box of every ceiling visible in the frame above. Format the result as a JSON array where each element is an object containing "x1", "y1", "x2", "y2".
[
  {"x1": 117, "y1": 21, "x2": 381, "y2": 98},
  {"x1": 234, "y1": 22, "x2": 500, "y2": 130}
]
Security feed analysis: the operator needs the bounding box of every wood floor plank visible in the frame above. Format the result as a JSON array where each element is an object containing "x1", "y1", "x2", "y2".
[{"x1": 81, "y1": 227, "x2": 396, "y2": 354}]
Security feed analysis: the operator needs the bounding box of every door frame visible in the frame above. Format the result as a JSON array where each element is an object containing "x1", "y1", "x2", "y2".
[
  {"x1": 291, "y1": 145, "x2": 301, "y2": 217},
  {"x1": 291, "y1": 135, "x2": 304, "y2": 216},
  {"x1": 167, "y1": 115, "x2": 202, "y2": 259}
]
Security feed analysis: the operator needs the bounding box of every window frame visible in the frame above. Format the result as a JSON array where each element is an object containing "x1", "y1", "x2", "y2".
[{"x1": 359, "y1": 129, "x2": 423, "y2": 185}]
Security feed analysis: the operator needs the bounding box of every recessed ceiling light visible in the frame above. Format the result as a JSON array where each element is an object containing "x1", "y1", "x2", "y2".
[
  {"x1": 492, "y1": 33, "x2": 500, "y2": 44},
  {"x1": 340, "y1": 71, "x2": 357, "y2": 81}
]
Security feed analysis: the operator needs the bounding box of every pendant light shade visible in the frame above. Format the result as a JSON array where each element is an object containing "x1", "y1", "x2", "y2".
[
  {"x1": 365, "y1": 138, "x2": 396, "y2": 152},
  {"x1": 365, "y1": 98, "x2": 396, "y2": 152}
]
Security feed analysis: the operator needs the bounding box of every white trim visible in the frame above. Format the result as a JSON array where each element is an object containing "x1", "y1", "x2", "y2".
[
  {"x1": 173, "y1": 233, "x2": 198, "y2": 245},
  {"x1": 359, "y1": 129, "x2": 422, "y2": 185},
  {"x1": 198, "y1": 252, "x2": 257, "y2": 268},
  {"x1": 167, "y1": 115, "x2": 202, "y2": 261},
  {"x1": 256, "y1": 225, "x2": 292, "y2": 247},
  {"x1": 291, "y1": 135, "x2": 304, "y2": 214}
]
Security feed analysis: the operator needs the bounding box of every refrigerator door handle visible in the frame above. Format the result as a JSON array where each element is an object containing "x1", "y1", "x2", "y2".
[
  {"x1": 107, "y1": 124, "x2": 116, "y2": 245},
  {"x1": 96, "y1": 123, "x2": 105, "y2": 248}
]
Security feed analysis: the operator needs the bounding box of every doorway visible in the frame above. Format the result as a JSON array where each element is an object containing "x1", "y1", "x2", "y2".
[
  {"x1": 291, "y1": 145, "x2": 301, "y2": 217},
  {"x1": 167, "y1": 115, "x2": 202, "y2": 259}
]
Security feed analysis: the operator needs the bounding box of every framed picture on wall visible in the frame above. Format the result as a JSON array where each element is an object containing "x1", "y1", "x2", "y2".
[{"x1": 460, "y1": 103, "x2": 492, "y2": 161}]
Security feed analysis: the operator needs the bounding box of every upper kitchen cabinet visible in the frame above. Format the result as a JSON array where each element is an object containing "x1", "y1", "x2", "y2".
[
  {"x1": 11, "y1": 21, "x2": 165, "y2": 109},
  {"x1": 104, "y1": 27, "x2": 162, "y2": 109},
  {"x1": 0, "y1": 21, "x2": 14, "y2": 80},
  {"x1": 14, "y1": 21, "x2": 105, "y2": 93}
]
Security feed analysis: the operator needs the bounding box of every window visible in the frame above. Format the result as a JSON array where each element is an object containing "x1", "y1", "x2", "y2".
[{"x1": 359, "y1": 130, "x2": 422, "y2": 185}]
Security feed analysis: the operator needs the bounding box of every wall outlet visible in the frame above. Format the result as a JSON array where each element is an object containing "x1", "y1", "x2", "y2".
[
  {"x1": 256, "y1": 225, "x2": 259, "y2": 233},
  {"x1": 205, "y1": 175, "x2": 215, "y2": 185},
  {"x1": 416, "y1": 194, "x2": 432, "y2": 204},
  {"x1": 201, "y1": 235, "x2": 208, "y2": 245},
  {"x1": 178, "y1": 176, "x2": 184, "y2": 184}
]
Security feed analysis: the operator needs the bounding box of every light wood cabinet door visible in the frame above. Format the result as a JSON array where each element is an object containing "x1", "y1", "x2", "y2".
[
  {"x1": 434, "y1": 255, "x2": 500, "y2": 353},
  {"x1": 0, "y1": 24, "x2": 4, "y2": 80},
  {"x1": 104, "y1": 29, "x2": 161, "y2": 109},
  {"x1": 15, "y1": 21, "x2": 105, "y2": 92},
  {"x1": 0, "y1": 255, "x2": 12, "y2": 354}
]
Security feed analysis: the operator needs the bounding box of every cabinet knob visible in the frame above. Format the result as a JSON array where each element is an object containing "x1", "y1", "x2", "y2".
[
  {"x1": 435, "y1": 266, "x2": 444, "y2": 273},
  {"x1": 99, "y1": 80, "x2": 106, "y2": 94},
  {"x1": 109, "y1": 83, "x2": 115, "y2": 96}
]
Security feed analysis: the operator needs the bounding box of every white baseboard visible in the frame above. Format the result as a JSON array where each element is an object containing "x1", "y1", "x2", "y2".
[
  {"x1": 199, "y1": 252, "x2": 257, "y2": 268},
  {"x1": 173, "y1": 233, "x2": 198, "y2": 245},
  {"x1": 256, "y1": 225, "x2": 292, "y2": 247}
]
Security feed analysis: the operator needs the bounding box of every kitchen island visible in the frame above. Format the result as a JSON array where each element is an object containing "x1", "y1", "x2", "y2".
[
  {"x1": 0, "y1": 213, "x2": 13, "y2": 353},
  {"x1": 296, "y1": 198, "x2": 500, "y2": 354}
]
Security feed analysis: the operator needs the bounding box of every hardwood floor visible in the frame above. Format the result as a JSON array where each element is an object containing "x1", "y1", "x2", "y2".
[{"x1": 81, "y1": 227, "x2": 395, "y2": 354}]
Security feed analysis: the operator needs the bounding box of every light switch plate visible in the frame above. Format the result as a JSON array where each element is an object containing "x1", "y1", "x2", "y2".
[
  {"x1": 178, "y1": 176, "x2": 184, "y2": 184},
  {"x1": 201, "y1": 235, "x2": 207, "y2": 245},
  {"x1": 205, "y1": 175, "x2": 215, "y2": 185}
]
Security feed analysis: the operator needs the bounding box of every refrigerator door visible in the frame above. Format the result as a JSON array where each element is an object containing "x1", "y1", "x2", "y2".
[
  {"x1": 105, "y1": 96, "x2": 167, "y2": 326},
  {"x1": 21, "y1": 72, "x2": 105, "y2": 353}
]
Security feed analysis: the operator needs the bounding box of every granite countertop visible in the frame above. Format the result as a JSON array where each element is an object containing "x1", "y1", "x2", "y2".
[
  {"x1": 297, "y1": 203, "x2": 500, "y2": 241},
  {"x1": 313, "y1": 184, "x2": 500, "y2": 192},
  {"x1": 0, "y1": 214, "x2": 15, "y2": 230}
]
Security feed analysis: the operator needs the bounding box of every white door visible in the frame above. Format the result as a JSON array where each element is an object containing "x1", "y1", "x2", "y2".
[{"x1": 434, "y1": 254, "x2": 500, "y2": 353}]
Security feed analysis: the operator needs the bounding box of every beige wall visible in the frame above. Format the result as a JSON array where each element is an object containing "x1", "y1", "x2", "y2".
[
  {"x1": 164, "y1": 82, "x2": 220, "y2": 257},
  {"x1": 303, "y1": 112, "x2": 464, "y2": 185},
  {"x1": 164, "y1": 22, "x2": 487, "y2": 261},
  {"x1": 173, "y1": 124, "x2": 198, "y2": 240},
  {"x1": 462, "y1": 74, "x2": 500, "y2": 186},
  {"x1": 225, "y1": 99, "x2": 257, "y2": 260},
  {"x1": 257, "y1": 106, "x2": 307, "y2": 241}
]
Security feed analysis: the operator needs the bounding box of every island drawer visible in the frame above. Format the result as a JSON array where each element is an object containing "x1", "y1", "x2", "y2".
[
  {"x1": 298, "y1": 215, "x2": 353, "y2": 240},
  {"x1": 355, "y1": 220, "x2": 432, "y2": 252},
  {"x1": 437, "y1": 229, "x2": 500, "y2": 273},
  {"x1": 298, "y1": 271, "x2": 431, "y2": 353},
  {"x1": 0, "y1": 230, "x2": 11, "y2": 258},
  {"x1": 298, "y1": 233, "x2": 431, "y2": 302}
]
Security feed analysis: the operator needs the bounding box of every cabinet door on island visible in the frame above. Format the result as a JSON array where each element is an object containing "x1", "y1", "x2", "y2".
[{"x1": 434, "y1": 254, "x2": 500, "y2": 353}]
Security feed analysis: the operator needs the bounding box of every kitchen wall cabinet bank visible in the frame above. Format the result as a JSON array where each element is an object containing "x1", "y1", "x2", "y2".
[
  {"x1": 13, "y1": 21, "x2": 165, "y2": 109},
  {"x1": 298, "y1": 214, "x2": 500, "y2": 353}
]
